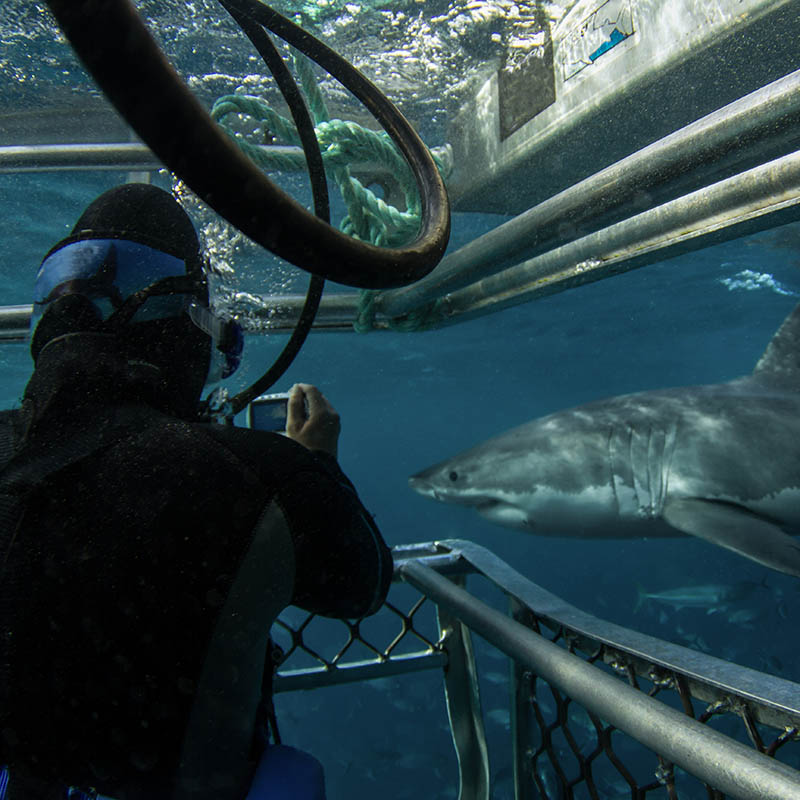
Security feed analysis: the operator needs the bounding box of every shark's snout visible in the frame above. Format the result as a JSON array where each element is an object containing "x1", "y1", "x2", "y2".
[{"x1": 408, "y1": 474, "x2": 433, "y2": 497}]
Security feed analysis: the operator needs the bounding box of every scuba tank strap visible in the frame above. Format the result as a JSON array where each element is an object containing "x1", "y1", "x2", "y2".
[
  {"x1": 265, "y1": 638, "x2": 284, "y2": 745},
  {"x1": 251, "y1": 637, "x2": 284, "y2": 759}
]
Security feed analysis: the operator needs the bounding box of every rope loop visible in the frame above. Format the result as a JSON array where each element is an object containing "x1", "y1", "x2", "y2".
[{"x1": 211, "y1": 58, "x2": 452, "y2": 316}]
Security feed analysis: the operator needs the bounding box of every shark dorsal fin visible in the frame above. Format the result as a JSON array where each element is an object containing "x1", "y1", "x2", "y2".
[{"x1": 750, "y1": 302, "x2": 800, "y2": 390}]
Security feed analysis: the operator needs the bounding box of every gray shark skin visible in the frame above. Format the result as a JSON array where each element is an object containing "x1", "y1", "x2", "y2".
[{"x1": 410, "y1": 303, "x2": 800, "y2": 577}]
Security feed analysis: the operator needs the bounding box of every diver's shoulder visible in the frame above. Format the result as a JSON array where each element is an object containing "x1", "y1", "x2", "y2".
[
  {"x1": 194, "y1": 421, "x2": 352, "y2": 484},
  {"x1": 193, "y1": 420, "x2": 309, "y2": 463}
]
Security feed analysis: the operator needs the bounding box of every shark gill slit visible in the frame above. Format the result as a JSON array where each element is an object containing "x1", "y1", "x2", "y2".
[
  {"x1": 606, "y1": 426, "x2": 620, "y2": 512},
  {"x1": 631, "y1": 424, "x2": 649, "y2": 515},
  {"x1": 646, "y1": 425, "x2": 655, "y2": 514},
  {"x1": 648, "y1": 425, "x2": 665, "y2": 515},
  {"x1": 662, "y1": 421, "x2": 678, "y2": 508},
  {"x1": 627, "y1": 424, "x2": 639, "y2": 510},
  {"x1": 646, "y1": 425, "x2": 657, "y2": 514}
]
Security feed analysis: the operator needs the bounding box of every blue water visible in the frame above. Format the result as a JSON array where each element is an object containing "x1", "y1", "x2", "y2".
[{"x1": 2, "y1": 164, "x2": 799, "y2": 796}]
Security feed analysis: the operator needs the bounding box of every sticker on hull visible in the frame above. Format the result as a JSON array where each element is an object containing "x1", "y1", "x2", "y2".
[{"x1": 559, "y1": 0, "x2": 635, "y2": 81}]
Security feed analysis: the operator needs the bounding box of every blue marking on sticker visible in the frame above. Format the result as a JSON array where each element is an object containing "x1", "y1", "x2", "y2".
[{"x1": 589, "y1": 27, "x2": 628, "y2": 61}]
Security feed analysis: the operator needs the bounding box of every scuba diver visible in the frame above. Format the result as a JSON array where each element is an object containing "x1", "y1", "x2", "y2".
[{"x1": 0, "y1": 183, "x2": 393, "y2": 800}]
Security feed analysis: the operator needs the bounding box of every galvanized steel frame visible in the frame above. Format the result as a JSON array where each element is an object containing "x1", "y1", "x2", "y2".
[{"x1": 269, "y1": 540, "x2": 800, "y2": 799}]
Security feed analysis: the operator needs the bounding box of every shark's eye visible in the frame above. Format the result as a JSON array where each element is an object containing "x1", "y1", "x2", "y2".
[{"x1": 448, "y1": 470, "x2": 458, "y2": 482}]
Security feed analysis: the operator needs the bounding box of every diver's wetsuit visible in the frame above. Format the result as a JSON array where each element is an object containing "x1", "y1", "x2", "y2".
[{"x1": 0, "y1": 336, "x2": 393, "y2": 800}]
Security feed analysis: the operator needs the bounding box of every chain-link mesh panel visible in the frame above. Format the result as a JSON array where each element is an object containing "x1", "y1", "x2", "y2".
[
  {"x1": 271, "y1": 575, "x2": 447, "y2": 692},
  {"x1": 509, "y1": 608, "x2": 800, "y2": 799}
]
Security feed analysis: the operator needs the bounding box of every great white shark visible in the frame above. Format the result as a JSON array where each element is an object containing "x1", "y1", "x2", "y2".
[{"x1": 409, "y1": 303, "x2": 800, "y2": 578}]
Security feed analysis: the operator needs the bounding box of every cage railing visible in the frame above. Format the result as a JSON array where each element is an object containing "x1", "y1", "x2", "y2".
[{"x1": 270, "y1": 540, "x2": 800, "y2": 799}]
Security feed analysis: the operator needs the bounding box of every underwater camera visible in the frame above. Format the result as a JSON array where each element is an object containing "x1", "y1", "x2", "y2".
[{"x1": 246, "y1": 392, "x2": 291, "y2": 432}]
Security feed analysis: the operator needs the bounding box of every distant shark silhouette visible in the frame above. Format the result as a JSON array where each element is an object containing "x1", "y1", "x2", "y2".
[{"x1": 410, "y1": 303, "x2": 800, "y2": 578}]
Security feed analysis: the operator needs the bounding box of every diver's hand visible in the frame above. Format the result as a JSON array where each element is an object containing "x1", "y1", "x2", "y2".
[{"x1": 286, "y1": 383, "x2": 341, "y2": 459}]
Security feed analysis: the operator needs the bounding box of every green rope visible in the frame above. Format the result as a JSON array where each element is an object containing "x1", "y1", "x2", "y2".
[
  {"x1": 211, "y1": 54, "x2": 451, "y2": 331},
  {"x1": 353, "y1": 289, "x2": 377, "y2": 334},
  {"x1": 353, "y1": 292, "x2": 445, "y2": 333},
  {"x1": 211, "y1": 96, "x2": 428, "y2": 244},
  {"x1": 292, "y1": 51, "x2": 330, "y2": 125}
]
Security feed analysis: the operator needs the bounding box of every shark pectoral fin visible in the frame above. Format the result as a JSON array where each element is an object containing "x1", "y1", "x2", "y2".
[{"x1": 663, "y1": 498, "x2": 800, "y2": 578}]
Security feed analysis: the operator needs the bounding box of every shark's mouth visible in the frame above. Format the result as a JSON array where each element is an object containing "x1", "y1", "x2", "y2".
[
  {"x1": 433, "y1": 493, "x2": 500, "y2": 510},
  {"x1": 476, "y1": 499, "x2": 532, "y2": 528},
  {"x1": 423, "y1": 489, "x2": 503, "y2": 514}
]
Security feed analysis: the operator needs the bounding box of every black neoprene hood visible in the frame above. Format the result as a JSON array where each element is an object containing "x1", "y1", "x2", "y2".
[
  {"x1": 69, "y1": 183, "x2": 204, "y2": 271},
  {"x1": 31, "y1": 184, "x2": 214, "y2": 417}
]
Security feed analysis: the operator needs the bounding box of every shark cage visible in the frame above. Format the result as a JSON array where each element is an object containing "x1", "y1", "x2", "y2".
[{"x1": 2, "y1": 0, "x2": 800, "y2": 798}]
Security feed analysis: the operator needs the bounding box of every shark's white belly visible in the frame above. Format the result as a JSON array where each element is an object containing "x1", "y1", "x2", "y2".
[{"x1": 480, "y1": 482, "x2": 677, "y2": 538}]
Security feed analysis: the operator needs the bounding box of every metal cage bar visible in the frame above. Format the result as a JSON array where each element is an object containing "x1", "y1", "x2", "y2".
[
  {"x1": 375, "y1": 69, "x2": 800, "y2": 319},
  {"x1": 3, "y1": 72, "x2": 800, "y2": 338}
]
